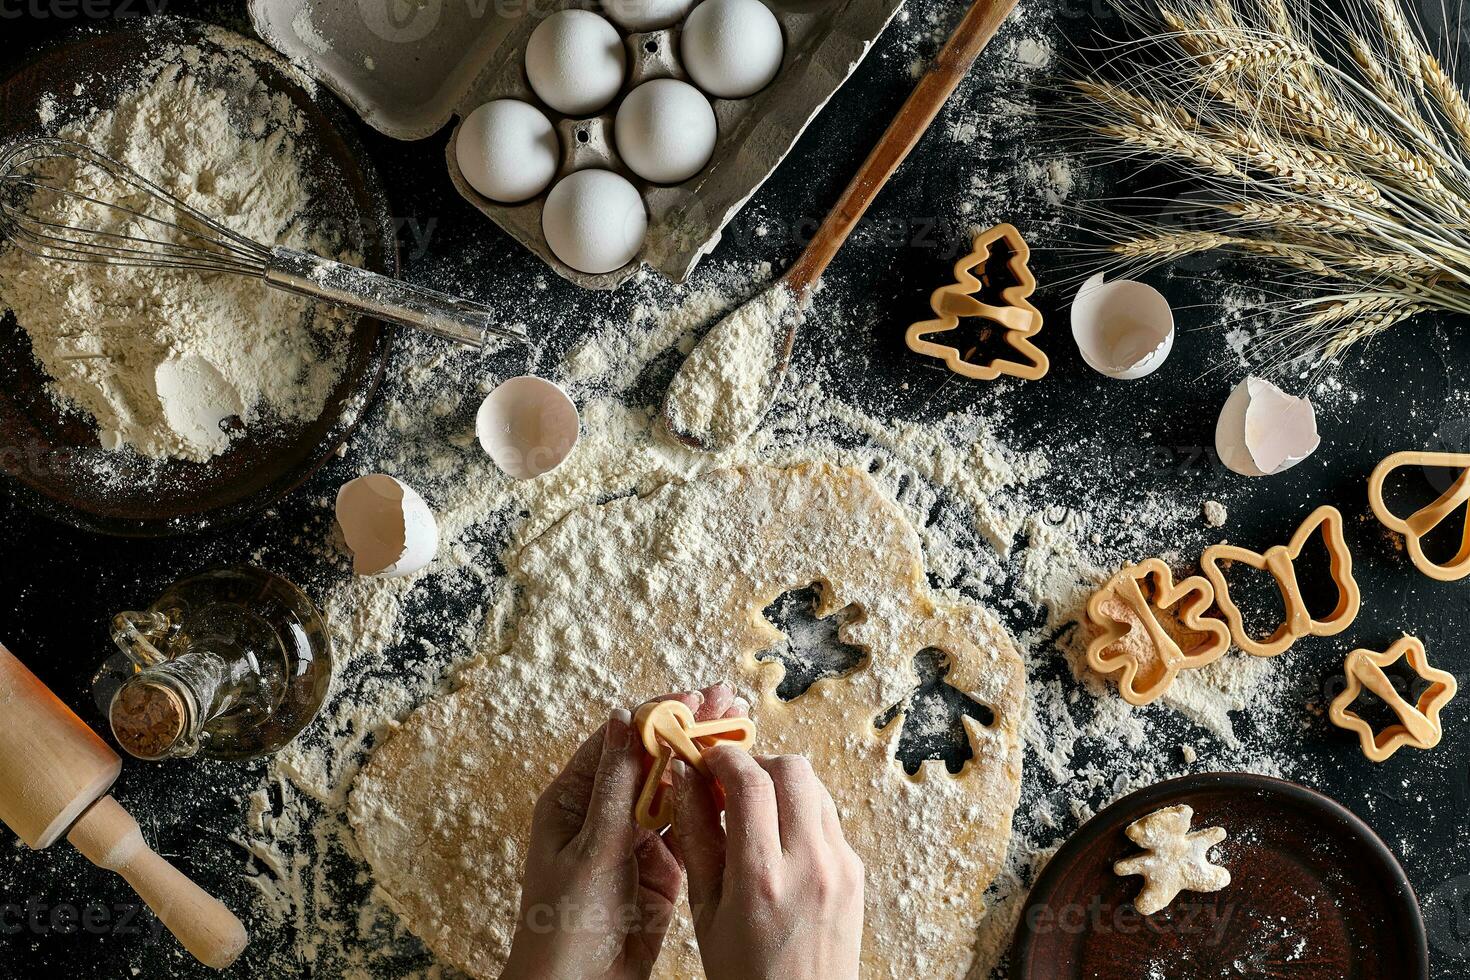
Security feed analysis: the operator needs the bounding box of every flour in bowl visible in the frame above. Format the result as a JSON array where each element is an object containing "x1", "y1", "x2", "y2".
[{"x1": 0, "y1": 38, "x2": 353, "y2": 463}]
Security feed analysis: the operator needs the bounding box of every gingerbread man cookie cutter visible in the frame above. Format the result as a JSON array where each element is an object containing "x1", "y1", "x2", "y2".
[
  {"x1": 905, "y1": 223, "x2": 1049, "y2": 382},
  {"x1": 1368, "y1": 450, "x2": 1470, "y2": 581},
  {"x1": 1329, "y1": 635, "x2": 1458, "y2": 762},
  {"x1": 1086, "y1": 558, "x2": 1231, "y2": 705},
  {"x1": 634, "y1": 699, "x2": 756, "y2": 832},
  {"x1": 1200, "y1": 505, "x2": 1360, "y2": 657}
]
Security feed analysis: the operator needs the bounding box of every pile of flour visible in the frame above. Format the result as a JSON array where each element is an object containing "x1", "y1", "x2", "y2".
[{"x1": 0, "y1": 39, "x2": 352, "y2": 463}]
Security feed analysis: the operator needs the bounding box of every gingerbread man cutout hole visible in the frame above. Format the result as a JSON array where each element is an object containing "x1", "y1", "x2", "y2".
[
  {"x1": 874, "y1": 648, "x2": 997, "y2": 775},
  {"x1": 634, "y1": 699, "x2": 756, "y2": 832}
]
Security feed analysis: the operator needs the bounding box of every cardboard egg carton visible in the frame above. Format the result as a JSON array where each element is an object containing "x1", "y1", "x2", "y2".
[{"x1": 249, "y1": 0, "x2": 906, "y2": 289}]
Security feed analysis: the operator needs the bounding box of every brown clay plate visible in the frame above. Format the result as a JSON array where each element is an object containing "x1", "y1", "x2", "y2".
[
  {"x1": 0, "y1": 17, "x2": 393, "y2": 537},
  {"x1": 1011, "y1": 772, "x2": 1428, "y2": 979}
]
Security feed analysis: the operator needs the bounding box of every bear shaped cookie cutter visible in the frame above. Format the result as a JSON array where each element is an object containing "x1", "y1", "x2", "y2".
[
  {"x1": 1200, "y1": 505, "x2": 1360, "y2": 657},
  {"x1": 634, "y1": 699, "x2": 756, "y2": 832},
  {"x1": 1086, "y1": 558, "x2": 1231, "y2": 705},
  {"x1": 1367, "y1": 450, "x2": 1470, "y2": 582},
  {"x1": 905, "y1": 223, "x2": 1049, "y2": 382},
  {"x1": 1328, "y1": 635, "x2": 1458, "y2": 762}
]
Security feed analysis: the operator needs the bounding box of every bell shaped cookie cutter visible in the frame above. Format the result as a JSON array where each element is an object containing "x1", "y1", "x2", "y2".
[
  {"x1": 1368, "y1": 450, "x2": 1470, "y2": 581},
  {"x1": 905, "y1": 223, "x2": 1049, "y2": 382},
  {"x1": 1086, "y1": 558, "x2": 1231, "y2": 705},
  {"x1": 1200, "y1": 505, "x2": 1360, "y2": 657},
  {"x1": 634, "y1": 699, "x2": 756, "y2": 832},
  {"x1": 1328, "y1": 635, "x2": 1457, "y2": 762}
]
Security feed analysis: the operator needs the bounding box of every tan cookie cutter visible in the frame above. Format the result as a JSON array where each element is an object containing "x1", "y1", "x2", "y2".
[
  {"x1": 905, "y1": 222, "x2": 1049, "y2": 382},
  {"x1": 1368, "y1": 450, "x2": 1470, "y2": 581},
  {"x1": 1328, "y1": 635, "x2": 1458, "y2": 762},
  {"x1": 633, "y1": 700, "x2": 756, "y2": 833},
  {"x1": 1200, "y1": 505, "x2": 1360, "y2": 657},
  {"x1": 1085, "y1": 558, "x2": 1231, "y2": 705}
]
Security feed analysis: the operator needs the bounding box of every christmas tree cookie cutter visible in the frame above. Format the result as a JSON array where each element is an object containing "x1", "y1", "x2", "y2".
[
  {"x1": 1328, "y1": 635, "x2": 1457, "y2": 762},
  {"x1": 1200, "y1": 505, "x2": 1360, "y2": 657},
  {"x1": 1367, "y1": 450, "x2": 1470, "y2": 581},
  {"x1": 905, "y1": 222, "x2": 1049, "y2": 381},
  {"x1": 633, "y1": 699, "x2": 756, "y2": 832},
  {"x1": 1086, "y1": 558, "x2": 1231, "y2": 705}
]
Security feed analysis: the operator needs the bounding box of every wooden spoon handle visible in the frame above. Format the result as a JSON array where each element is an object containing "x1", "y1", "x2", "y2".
[
  {"x1": 67, "y1": 795, "x2": 248, "y2": 970},
  {"x1": 786, "y1": 0, "x2": 1021, "y2": 291}
]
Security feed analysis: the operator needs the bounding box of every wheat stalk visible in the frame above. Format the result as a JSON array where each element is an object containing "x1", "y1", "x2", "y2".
[{"x1": 1073, "y1": 0, "x2": 1470, "y2": 365}]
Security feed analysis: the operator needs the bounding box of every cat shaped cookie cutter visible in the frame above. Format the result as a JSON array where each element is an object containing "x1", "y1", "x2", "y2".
[
  {"x1": 1086, "y1": 558, "x2": 1231, "y2": 705},
  {"x1": 1200, "y1": 505, "x2": 1360, "y2": 657},
  {"x1": 1368, "y1": 450, "x2": 1470, "y2": 581},
  {"x1": 1328, "y1": 635, "x2": 1457, "y2": 762},
  {"x1": 904, "y1": 223, "x2": 1049, "y2": 382},
  {"x1": 634, "y1": 699, "x2": 756, "y2": 832}
]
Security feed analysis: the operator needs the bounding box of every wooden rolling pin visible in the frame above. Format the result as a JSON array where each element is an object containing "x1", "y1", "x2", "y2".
[{"x1": 0, "y1": 642, "x2": 248, "y2": 969}]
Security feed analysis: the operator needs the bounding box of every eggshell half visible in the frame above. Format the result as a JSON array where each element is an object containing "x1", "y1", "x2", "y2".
[
  {"x1": 335, "y1": 474, "x2": 439, "y2": 578},
  {"x1": 1071, "y1": 272, "x2": 1175, "y2": 379},
  {"x1": 1215, "y1": 376, "x2": 1321, "y2": 477},
  {"x1": 477, "y1": 376, "x2": 581, "y2": 479}
]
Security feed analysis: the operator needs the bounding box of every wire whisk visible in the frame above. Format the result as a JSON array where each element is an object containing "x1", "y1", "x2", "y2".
[{"x1": 0, "y1": 137, "x2": 524, "y2": 348}]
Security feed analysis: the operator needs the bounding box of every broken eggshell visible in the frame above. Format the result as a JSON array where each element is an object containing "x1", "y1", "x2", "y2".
[
  {"x1": 1215, "y1": 376, "x2": 1321, "y2": 477},
  {"x1": 477, "y1": 376, "x2": 580, "y2": 480},
  {"x1": 335, "y1": 474, "x2": 439, "y2": 578},
  {"x1": 1071, "y1": 272, "x2": 1175, "y2": 380}
]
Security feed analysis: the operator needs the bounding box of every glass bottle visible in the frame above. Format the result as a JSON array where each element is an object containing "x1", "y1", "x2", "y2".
[{"x1": 92, "y1": 567, "x2": 333, "y2": 761}]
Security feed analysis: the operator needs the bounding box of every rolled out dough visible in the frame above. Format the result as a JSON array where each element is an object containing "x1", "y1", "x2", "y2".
[{"x1": 349, "y1": 462, "x2": 1025, "y2": 978}]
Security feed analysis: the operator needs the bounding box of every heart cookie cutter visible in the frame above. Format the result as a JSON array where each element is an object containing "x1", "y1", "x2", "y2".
[
  {"x1": 1200, "y1": 505, "x2": 1361, "y2": 657},
  {"x1": 633, "y1": 699, "x2": 756, "y2": 833},
  {"x1": 1367, "y1": 450, "x2": 1470, "y2": 581},
  {"x1": 904, "y1": 223, "x2": 1049, "y2": 382},
  {"x1": 1086, "y1": 558, "x2": 1231, "y2": 705},
  {"x1": 1328, "y1": 635, "x2": 1457, "y2": 762}
]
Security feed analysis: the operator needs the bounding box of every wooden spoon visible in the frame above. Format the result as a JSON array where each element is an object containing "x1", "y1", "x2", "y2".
[{"x1": 661, "y1": 0, "x2": 1022, "y2": 451}]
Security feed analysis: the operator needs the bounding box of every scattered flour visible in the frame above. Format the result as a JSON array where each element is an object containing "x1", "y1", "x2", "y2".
[
  {"x1": 1204, "y1": 499, "x2": 1229, "y2": 527},
  {"x1": 0, "y1": 39, "x2": 353, "y2": 463}
]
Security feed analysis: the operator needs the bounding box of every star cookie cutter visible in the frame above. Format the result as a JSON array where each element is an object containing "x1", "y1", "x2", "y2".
[
  {"x1": 1200, "y1": 505, "x2": 1361, "y2": 657},
  {"x1": 1368, "y1": 450, "x2": 1470, "y2": 581},
  {"x1": 1085, "y1": 558, "x2": 1231, "y2": 705},
  {"x1": 904, "y1": 223, "x2": 1049, "y2": 382},
  {"x1": 1329, "y1": 635, "x2": 1458, "y2": 762},
  {"x1": 633, "y1": 700, "x2": 756, "y2": 832}
]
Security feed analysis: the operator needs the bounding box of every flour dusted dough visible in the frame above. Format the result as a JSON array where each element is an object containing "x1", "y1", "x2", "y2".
[
  {"x1": 349, "y1": 463, "x2": 1025, "y2": 978},
  {"x1": 1113, "y1": 804, "x2": 1230, "y2": 916}
]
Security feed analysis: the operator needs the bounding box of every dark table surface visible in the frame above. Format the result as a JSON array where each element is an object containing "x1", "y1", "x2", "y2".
[{"x1": 2, "y1": 0, "x2": 1470, "y2": 977}]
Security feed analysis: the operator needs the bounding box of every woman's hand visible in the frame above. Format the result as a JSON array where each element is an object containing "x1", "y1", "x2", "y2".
[
  {"x1": 501, "y1": 684, "x2": 745, "y2": 980},
  {"x1": 671, "y1": 747, "x2": 865, "y2": 980}
]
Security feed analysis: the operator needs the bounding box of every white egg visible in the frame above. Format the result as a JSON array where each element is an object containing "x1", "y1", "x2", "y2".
[
  {"x1": 542, "y1": 169, "x2": 648, "y2": 274},
  {"x1": 335, "y1": 474, "x2": 439, "y2": 578},
  {"x1": 476, "y1": 376, "x2": 581, "y2": 479},
  {"x1": 602, "y1": 0, "x2": 695, "y2": 31},
  {"x1": 525, "y1": 9, "x2": 627, "y2": 117},
  {"x1": 455, "y1": 100, "x2": 559, "y2": 203},
  {"x1": 681, "y1": 0, "x2": 784, "y2": 99},
  {"x1": 615, "y1": 79, "x2": 717, "y2": 184}
]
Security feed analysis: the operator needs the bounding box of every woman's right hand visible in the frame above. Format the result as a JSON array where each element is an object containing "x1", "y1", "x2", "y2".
[{"x1": 670, "y1": 747, "x2": 865, "y2": 980}]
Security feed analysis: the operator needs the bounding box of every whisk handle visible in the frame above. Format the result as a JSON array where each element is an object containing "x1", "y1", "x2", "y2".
[{"x1": 264, "y1": 247, "x2": 525, "y2": 348}]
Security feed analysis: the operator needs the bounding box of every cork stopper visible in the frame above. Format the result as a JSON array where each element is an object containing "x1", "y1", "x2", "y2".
[{"x1": 110, "y1": 681, "x2": 188, "y2": 760}]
